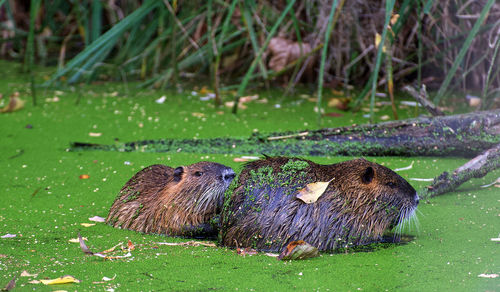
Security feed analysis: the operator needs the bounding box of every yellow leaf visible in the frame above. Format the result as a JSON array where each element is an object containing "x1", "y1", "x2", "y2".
[
  {"x1": 374, "y1": 33, "x2": 386, "y2": 53},
  {"x1": 277, "y1": 240, "x2": 319, "y2": 260},
  {"x1": 40, "y1": 275, "x2": 81, "y2": 285},
  {"x1": 80, "y1": 223, "x2": 95, "y2": 227},
  {"x1": 390, "y1": 14, "x2": 400, "y2": 26},
  {"x1": 0, "y1": 94, "x2": 25, "y2": 113},
  {"x1": 296, "y1": 179, "x2": 334, "y2": 204}
]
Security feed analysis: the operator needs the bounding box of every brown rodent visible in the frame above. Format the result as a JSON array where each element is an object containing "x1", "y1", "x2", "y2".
[
  {"x1": 106, "y1": 161, "x2": 235, "y2": 237},
  {"x1": 219, "y1": 156, "x2": 419, "y2": 252}
]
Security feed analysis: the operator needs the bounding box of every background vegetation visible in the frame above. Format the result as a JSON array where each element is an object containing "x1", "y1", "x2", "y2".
[{"x1": 1, "y1": 0, "x2": 499, "y2": 116}]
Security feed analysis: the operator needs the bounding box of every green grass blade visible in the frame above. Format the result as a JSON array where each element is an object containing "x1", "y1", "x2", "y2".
[
  {"x1": 433, "y1": 0, "x2": 495, "y2": 104},
  {"x1": 232, "y1": 0, "x2": 296, "y2": 114},
  {"x1": 26, "y1": 0, "x2": 41, "y2": 106},
  {"x1": 368, "y1": 0, "x2": 396, "y2": 123},
  {"x1": 242, "y1": 1, "x2": 269, "y2": 82},
  {"x1": 481, "y1": 37, "x2": 500, "y2": 109},
  {"x1": 90, "y1": 0, "x2": 103, "y2": 43},
  {"x1": 316, "y1": 0, "x2": 343, "y2": 125},
  {"x1": 44, "y1": 0, "x2": 160, "y2": 86}
]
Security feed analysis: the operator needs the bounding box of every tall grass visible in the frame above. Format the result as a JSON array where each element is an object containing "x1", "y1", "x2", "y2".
[{"x1": 2, "y1": 0, "x2": 495, "y2": 116}]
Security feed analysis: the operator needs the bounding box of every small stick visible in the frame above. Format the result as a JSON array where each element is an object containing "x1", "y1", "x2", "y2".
[
  {"x1": 403, "y1": 85, "x2": 444, "y2": 116},
  {"x1": 267, "y1": 132, "x2": 309, "y2": 141},
  {"x1": 423, "y1": 142, "x2": 500, "y2": 197}
]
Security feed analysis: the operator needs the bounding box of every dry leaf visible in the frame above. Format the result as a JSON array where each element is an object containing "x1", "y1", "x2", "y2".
[
  {"x1": 478, "y1": 273, "x2": 498, "y2": 278},
  {"x1": 296, "y1": 179, "x2": 334, "y2": 204},
  {"x1": 88, "y1": 132, "x2": 102, "y2": 137},
  {"x1": 2, "y1": 277, "x2": 15, "y2": 291},
  {"x1": 127, "y1": 240, "x2": 135, "y2": 251},
  {"x1": 79, "y1": 174, "x2": 90, "y2": 179},
  {"x1": 78, "y1": 232, "x2": 94, "y2": 255},
  {"x1": 80, "y1": 223, "x2": 95, "y2": 227},
  {"x1": 1, "y1": 234, "x2": 16, "y2": 238},
  {"x1": 40, "y1": 275, "x2": 81, "y2": 285},
  {"x1": 237, "y1": 247, "x2": 258, "y2": 257},
  {"x1": 28, "y1": 280, "x2": 41, "y2": 284},
  {"x1": 380, "y1": 115, "x2": 390, "y2": 121},
  {"x1": 155, "y1": 96, "x2": 166, "y2": 104},
  {"x1": 390, "y1": 14, "x2": 400, "y2": 25},
  {"x1": 69, "y1": 237, "x2": 87, "y2": 243},
  {"x1": 277, "y1": 240, "x2": 319, "y2": 260},
  {"x1": 0, "y1": 93, "x2": 24, "y2": 113},
  {"x1": 267, "y1": 37, "x2": 312, "y2": 72},
  {"x1": 88, "y1": 216, "x2": 105, "y2": 222},
  {"x1": 191, "y1": 112, "x2": 205, "y2": 118},
  {"x1": 20, "y1": 270, "x2": 38, "y2": 277},
  {"x1": 102, "y1": 274, "x2": 116, "y2": 282}
]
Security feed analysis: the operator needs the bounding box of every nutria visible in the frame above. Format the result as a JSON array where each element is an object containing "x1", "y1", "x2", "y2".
[
  {"x1": 219, "y1": 156, "x2": 419, "y2": 252},
  {"x1": 106, "y1": 161, "x2": 235, "y2": 237}
]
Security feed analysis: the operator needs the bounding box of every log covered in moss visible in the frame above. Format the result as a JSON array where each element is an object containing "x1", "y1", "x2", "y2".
[{"x1": 71, "y1": 110, "x2": 500, "y2": 158}]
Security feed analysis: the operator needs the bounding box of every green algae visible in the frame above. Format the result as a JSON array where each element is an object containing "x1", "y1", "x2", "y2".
[{"x1": 0, "y1": 60, "x2": 498, "y2": 291}]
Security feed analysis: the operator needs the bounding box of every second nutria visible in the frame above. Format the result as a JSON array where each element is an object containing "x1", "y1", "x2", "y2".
[
  {"x1": 219, "y1": 156, "x2": 419, "y2": 252},
  {"x1": 106, "y1": 161, "x2": 235, "y2": 237}
]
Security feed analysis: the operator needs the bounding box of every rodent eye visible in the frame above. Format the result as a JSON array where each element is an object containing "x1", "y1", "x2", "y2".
[
  {"x1": 386, "y1": 182, "x2": 396, "y2": 189},
  {"x1": 194, "y1": 171, "x2": 203, "y2": 177}
]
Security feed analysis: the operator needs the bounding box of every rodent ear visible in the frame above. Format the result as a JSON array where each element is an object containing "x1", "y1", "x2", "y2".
[
  {"x1": 361, "y1": 166, "x2": 374, "y2": 184},
  {"x1": 173, "y1": 166, "x2": 184, "y2": 182}
]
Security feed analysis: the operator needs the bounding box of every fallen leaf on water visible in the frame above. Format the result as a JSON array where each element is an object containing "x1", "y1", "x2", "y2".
[
  {"x1": 0, "y1": 93, "x2": 24, "y2": 113},
  {"x1": 88, "y1": 216, "x2": 105, "y2": 222},
  {"x1": 277, "y1": 240, "x2": 319, "y2": 260},
  {"x1": 156, "y1": 241, "x2": 216, "y2": 247},
  {"x1": 20, "y1": 270, "x2": 38, "y2": 277},
  {"x1": 40, "y1": 275, "x2": 81, "y2": 285},
  {"x1": 239, "y1": 95, "x2": 259, "y2": 103},
  {"x1": 2, "y1": 276, "x2": 15, "y2": 291},
  {"x1": 265, "y1": 253, "x2": 279, "y2": 257},
  {"x1": 1, "y1": 234, "x2": 16, "y2": 238},
  {"x1": 80, "y1": 223, "x2": 95, "y2": 227},
  {"x1": 28, "y1": 280, "x2": 41, "y2": 284},
  {"x1": 296, "y1": 178, "x2": 334, "y2": 204},
  {"x1": 155, "y1": 95, "x2": 166, "y2": 104},
  {"x1": 233, "y1": 156, "x2": 260, "y2": 162},
  {"x1": 237, "y1": 247, "x2": 258, "y2": 257},
  {"x1": 78, "y1": 232, "x2": 94, "y2": 255},
  {"x1": 102, "y1": 274, "x2": 116, "y2": 282},
  {"x1": 324, "y1": 112, "x2": 344, "y2": 118},
  {"x1": 69, "y1": 237, "x2": 87, "y2": 243},
  {"x1": 79, "y1": 174, "x2": 90, "y2": 179},
  {"x1": 380, "y1": 115, "x2": 390, "y2": 121},
  {"x1": 99, "y1": 242, "x2": 124, "y2": 254},
  {"x1": 127, "y1": 240, "x2": 135, "y2": 251},
  {"x1": 191, "y1": 112, "x2": 205, "y2": 118},
  {"x1": 88, "y1": 132, "x2": 102, "y2": 137},
  {"x1": 478, "y1": 273, "x2": 498, "y2": 278}
]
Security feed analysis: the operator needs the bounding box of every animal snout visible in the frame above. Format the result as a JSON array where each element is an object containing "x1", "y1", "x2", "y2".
[
  {"x1": 223, "y1": 168, "x2": 236, "y2": 183},
  {"x1": 415, "y1": 193, "x2": 420, "y2": 205}
]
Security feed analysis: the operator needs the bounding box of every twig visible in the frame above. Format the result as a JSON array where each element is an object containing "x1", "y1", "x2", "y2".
[
  {"x1": 267, "y1": 132, "x2": 309, "y2": 141},
  {"x1": 403, "y1": 85, "x2": 444, "y2": 116},
  {"x1": 423, "y1": 143, "x2": 500, "y2": 197}
]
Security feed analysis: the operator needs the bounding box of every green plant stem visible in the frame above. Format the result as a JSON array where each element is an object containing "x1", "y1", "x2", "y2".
[
  {"x1": 368, "y1": 0, "x2": 396, "y2": 124},
  {"x1": 26, "y1": 0, "x2": 41, "y2": 106},
  {"x1": 232, "y1": 0, "x2": 296, "y2": 114},
  {"x1": 480, "y1": 37, "x2": 500, "y2": 110},
  {"x1": 434, "y1": 0, "x2": 495, "y2": 104},
  {"x1": 316, "y1": 0, "x2": 341, "y2": 126}
]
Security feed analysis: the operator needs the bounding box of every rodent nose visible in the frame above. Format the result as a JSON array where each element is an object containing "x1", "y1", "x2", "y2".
[{"x1": 223, "y1": 168, "x2": 236, "y2": 182}]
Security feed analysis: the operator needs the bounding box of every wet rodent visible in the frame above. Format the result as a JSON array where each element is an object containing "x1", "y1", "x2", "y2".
[
  {"x1": 219, "y1": 156, "x2": 419, "y2": 252},
  {"x1": 106, "y1": 161, "x2": 235, "y2": 237}
]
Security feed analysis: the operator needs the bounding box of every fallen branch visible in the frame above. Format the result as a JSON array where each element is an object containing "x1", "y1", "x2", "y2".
[
  {"x1": 403, "y1": 85, "x2": 444, "y2": 116},
  {"x1": 71, "y1": 109, "x2": 500, "y2": 158},
  {"x1": 423, "y1": 143, "x2": 500, "y2": 197}
]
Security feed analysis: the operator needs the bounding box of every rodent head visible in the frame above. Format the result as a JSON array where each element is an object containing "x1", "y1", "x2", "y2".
[
  {"x1": 171, "y1": 161, "x2": 235, "y2": 213},
  {"x1": 328, "y1": 158, "x2": 419, "y2": 235}
]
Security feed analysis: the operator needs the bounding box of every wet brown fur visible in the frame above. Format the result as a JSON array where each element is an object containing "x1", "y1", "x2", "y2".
[
  {"x1": 106, "y1": 161, "x2": 234, "y2": 237},
  {"x1": 220, "y1": 157, "x2": 418, "y2": 252}
]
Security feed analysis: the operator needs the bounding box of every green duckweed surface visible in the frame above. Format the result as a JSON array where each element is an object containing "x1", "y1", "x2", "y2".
[{"x1": 0, "y1": 61, "x2": 498, "y2": 291}]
